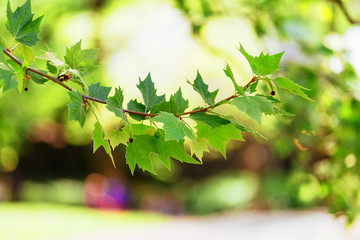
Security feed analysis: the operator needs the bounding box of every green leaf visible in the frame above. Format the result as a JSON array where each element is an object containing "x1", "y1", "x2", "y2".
[
  {"x1": 187, "y1": 71, "x2": 218, "y2": 105},
  {"x1": 231, "y1": 95, "x2": 274, "y2": 125},
  {"x1": 274, "y1": 107, "x2": 295, "y2": 116},
  {"x1": 137, "y1": 73, "x2": 165, "y2": 111},
  {"x1": 29, "y1": 71, "x2": 48, "y2": 85},
  {"x1": 0, "y1": 63, "x2": 18, "y2": 92},
  {"x1": 67, "y1": 91, "x2": 86, "y2": 127},
  {"x1": 16, "y1": 44, "x2": 35, "y2": 63},
  {"x1": 169, "y1": 87, "x2": 189, "y2": 115},
  {"x1": 156, "y1": 131, "x2": 200, "y2": 170},
  {"x1": 196, "y1": 122, "x2": 244, "y2": 157},
  {"x1": 0, "y1": 36, "x2": 7, "y2": 48},
  {"x1": 89, "y1": 82, "x2": 111, "y2": 101},
  {"x1": 274, "y1": 77, "x2": 313, "y2": 101},
  {"x1": 46, "y1": 61, "x2": 57, "y2": 74},
  {"x1": 0, "y1": 51, "x2": 10, "y2": 68},
  {"x1": 105, "y1": 129, "x2": 129, "y2": 148},
  {"x1": 127, "y1": 99, "x2": 146, "y2": 121},
  {"x1": 123, "y1": 124, "x2": 155, "y2": 136},
  {"x1": 189, "y1": 138, "x2": 209, "y2": 161},
  {"x1": 249, "y1": 81, "x2": 258, "y2": 93},
  {"x1": 5, "y1": 0, "x2": 43, "y2": 47},
  {"x1": 37, "y1": 51, "x2": 65, "y2": 67},
  {"x1": 106, "y1": 87, "x2": 129, "y2": 124},
  {"x1": 225, "y1": 115, "x2": 266, "y2": 139},
  {"x1": 224, "y1": 63, "x2": 245, "y2": 95},
  {"x1": 92, "y1": 121, "x2": 115, "y2": 167},
  {"x1": 64, "y1": 40, "x2": 99, "y2": 76},
  {"x1": 152, "y1": 112, "x2": 195, "y2": 141},
  {"x1": 190, "y1": 112, "x2": 230, "y2": 129},
  {"x1": 125, "y1": 134, "x2": 157, "y2": 174},
  {"x1": 150, "y1": 100, "x2": 171, "y2": 114},
  {"x1": 239, "y1": 44, "x2": 284, "y2": 76}
]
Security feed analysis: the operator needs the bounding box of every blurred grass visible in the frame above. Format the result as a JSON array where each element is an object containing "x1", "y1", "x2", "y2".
[{"x1": 0, "y1": 203, "x2": 168, "y2": 240}]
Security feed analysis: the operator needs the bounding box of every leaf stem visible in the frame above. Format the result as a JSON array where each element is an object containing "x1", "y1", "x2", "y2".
[{"x1": 2, "y1": 48, "x2": 257, "y2": 118}]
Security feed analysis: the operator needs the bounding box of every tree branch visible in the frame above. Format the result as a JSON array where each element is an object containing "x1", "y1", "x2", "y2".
[
  {"x1": 330, "y1": 0, "x2": 358, "y2": 24},
  {"x1": 2, "y1": 48, "x2": 257, "y2": 118}
]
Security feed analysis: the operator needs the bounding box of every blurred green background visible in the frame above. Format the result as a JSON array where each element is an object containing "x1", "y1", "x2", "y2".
[{"x1": 1, "y1": 0, "x2": 360, "y2": 236}]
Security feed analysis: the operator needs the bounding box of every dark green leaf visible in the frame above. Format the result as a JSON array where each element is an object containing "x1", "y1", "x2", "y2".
[
  {"x1": 46, "y1": 61, "x2": 58, "y2": 74},
  {"x1": 196, "y1": 122, "x2": 244, "y2": 157},
  {"x1": 187, "y1": 71, "x2": 219, "y2": 105},
  {"x1": 150, "y1": 100, "x2": 171, "y2": 114},
  {"x1": 67, "y1": 91, "x2": 86, "y2": 127},
  {"x1": 239, "y1": 44, "x2": 284, "y2": 76},
  {"x1": 89, "y1": 82, "x2": 111, "y2": 101},
  {"x1": 190, "y1": 112, "x2": 230, "y2": 129},
  {"x1": 231, "y1": 95, "x2": 274, "y2": 125},
  {"x1": 64, "y1": 40, "x2": 99, "y2": 76},
  {"x1": 137, "y1": 73, "x2": 165, "y2": 111},
  {"x1": 127, "y1": 99, "x2": 146, "y2": 121},
  {"x1": 249, "y1": 81, "x2": 258, "y2": 93},
  {"x1": 5, "y1": 0, "x2": 43, "y2": 47},
  {"x1": 106, "y1": 87, "x2": 129, "y2": 124},
  {"x1": 224, "y1": 63, "x2": 245, "y2": 95},
  {"x1": 93, "y1": 121, "x2": 114, "y2": 167},
  {"x1": 169, "y1": 87, "x2": 189, "y2": 115},
  {"x1": 275, "y1": 77, "x2": 313, "y2": 101},
  {"x1": 156, "y1": 131, "x2": 200, "y2": 170},
  {"x1": 152, "y1": 112, "x2": 195, "y2": 141},
  {"x1": 29, "y1": 71, "x2": 48, "y2": 85},
  {"x1": 125, "y1": 134, "x2": 157, "y2": 174}
]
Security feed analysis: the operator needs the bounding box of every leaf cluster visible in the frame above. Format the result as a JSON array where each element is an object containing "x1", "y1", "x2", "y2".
[{"x1": 0, "y1": 0, "x2": 312, "y2": 175}]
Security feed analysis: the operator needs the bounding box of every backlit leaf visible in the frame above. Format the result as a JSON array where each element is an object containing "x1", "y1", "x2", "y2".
[
  {"x1": 105, "y1": 129, "x2": 129, "y2": 149},
  {"x1": 64, "y1": 40, "x2": 99, "y2": 76},
  {"x1": 239, "y1": 44, "x2": 284, "y2": 76},
  {"x1": 152, "y1": 112, "x2": 195, "y2": 141},
  {"x1": 224, "y1": 63, "x2": 245, "y2": 95},
  {"x1": 16, "y1": 44, "x2": 35, "y2": 63},
  {"x1": 37, "y1": 51, "x2": 65, "y2": 67},
  {"x1": 231, "y1": 95, "x2": 274, "y2": 125},
  {"x1": 275, "y1": 77, "x2": 313, "y2": 101}
]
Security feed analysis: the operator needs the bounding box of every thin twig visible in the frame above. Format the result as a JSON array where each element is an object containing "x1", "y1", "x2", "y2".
[
  {"x1": 2, "y1": 48, "x2": 256, "y2": 118},
  {"x1": 330, "y1": 0, "x2": 358, "y2": 24}
]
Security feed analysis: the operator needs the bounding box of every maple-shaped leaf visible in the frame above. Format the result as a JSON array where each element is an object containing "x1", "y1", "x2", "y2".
[
  {"x1": 125, "y1": 134, "x2": 157, "y2": 175},
  {"x1": 5, "y1": 0, "x2": 43, "y2": 47},
  {"x1": 224, "y1": 63, "x2": 245, "y2": 95},
  {"x1": 150, "y1": 99, "x2": 171, "y2": 114},
  {"x1": 156, "y1": 130, "x2": 200, "y2": 170},
  {"x1": 89, "y1": 82, "x2": 111, "y2": 101},
  {"x1": 190, "y1": 112, "x2": 230, "y2": 129},
  {"x1": 106, "y1": 87, "x2": 129, "y2": 124},
  {"x1": 225, "y1": 115, "x2": 266, "y2": 139},
  {"x1": 16, "y1": 44, "x2": 35, "y2": 63},
  {"x1": 37, "y1": 51, "x2": 65, "y2": 68},
  {"x1": 231, "y1": 95, "x2": 275, "y2": 125},
  {"x1": 189, "y1": 138, "x2": 209, "y2": 161},
  {"x1": 64, "y1": 40, "x2": 99, "y2": 76},
  {"x1": 127, "y1": 99, "x2": 146, "y2": 121},
  {"x1": 105, "y1": 129, "x2": 129, "y2": 149},
  {"x1": 274, "y1": 77, "x2": 313, "y2": 101},
  {"x1": 123, "y1": 123, "x2": 156, "y2": 136},
  {"x1": 169, "y1": 87, "x2": 189, "y2": 115},
  {"x1": 93, "y1": 121, "x2": 115, "y2": 167},
  {"x1": 196, "y1": 122, "x2": 244, "y2": 157},
  {"x1": 67, "y1": 91, "x2": 86, "y2": 127},
  {"x1": 29, "y1": 70, "x2": 48, "y2": 85},
  {"x1": 187, "y1": 71, "x2": 219, "y2": 105},
  {"x1": 152, "y1": 112, "x2": 195, "y2": 142},
  {"x1": 0, "y1": 62, "x2": 18, "y2": 92},
  {"x1": 137, "y1": 73, "x2": 165, "y2": 112},
  {"x1": 239, "y1": 44, "x2": 284, "y2": 76}
]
